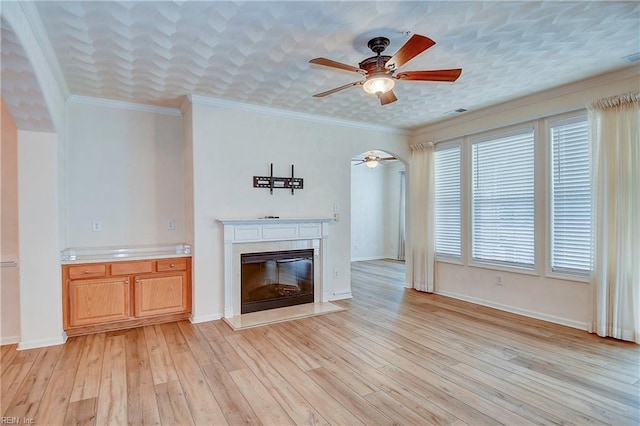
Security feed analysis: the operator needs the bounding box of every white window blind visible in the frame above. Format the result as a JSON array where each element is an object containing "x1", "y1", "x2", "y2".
[
  {"x1": 472, "y1": 129, "x2": 535, "y2": 269},
  {"x1": 435, "y1": 145, "x2": 461, "y2": 258},
  {"x1": 550, "y1": 117, "x2": 591, "y2": 275}
]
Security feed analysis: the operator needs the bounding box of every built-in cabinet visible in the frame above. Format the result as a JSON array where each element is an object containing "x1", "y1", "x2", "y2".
[{"x1": 62, "y1": 257, "x2": 191, "y2": 336}]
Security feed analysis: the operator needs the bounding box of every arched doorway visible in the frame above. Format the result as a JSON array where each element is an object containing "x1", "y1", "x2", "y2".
[{"x1": 350, "y1": 149, "x2": 406, "y2": 287}]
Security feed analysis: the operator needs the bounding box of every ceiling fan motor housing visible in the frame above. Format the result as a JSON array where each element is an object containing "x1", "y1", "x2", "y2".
[{"x1": 367, "y1": 37, "x2": 390, "y2": 54}]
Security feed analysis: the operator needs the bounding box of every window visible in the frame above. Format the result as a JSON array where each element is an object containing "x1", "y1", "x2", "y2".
[
  {"x1": 550, "y1": 116, "x2": 591, "y2": 276},
  {"x1": 472, "y1": 129, "x2": 535, "y2": 269},
  {"x1": 434, "y1": 144, "x2": 461, "y2": 258}
]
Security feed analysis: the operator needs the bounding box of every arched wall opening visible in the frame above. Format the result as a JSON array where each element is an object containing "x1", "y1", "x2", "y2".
[{"x1": 350, "y1": 148, "x2": 407, "y2": 285}]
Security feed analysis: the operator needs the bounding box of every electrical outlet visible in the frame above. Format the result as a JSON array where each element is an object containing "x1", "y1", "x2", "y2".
[
  {"x1": 333, "y1": 269, "x2": 339, "y2": 279},
  {"x1": 333, "y1": 213, "x2": 340, "y2": 222},
  {"x1": 496, "y1": 274, "x2": 504, "y2": 286},
  {"x1": 92, "y1": 221, "x2": 102, "y2": 232},
  {"x1": 167, "y1": 219, "x2": 176, "y2": 230}
]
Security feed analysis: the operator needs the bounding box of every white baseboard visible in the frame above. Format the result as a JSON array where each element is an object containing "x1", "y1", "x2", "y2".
[
  {"x1": 17, "y1": 333, "x2": 67, "y2": 350},
  {"x1": 330, "y1": 291, "x2": 353, "y2": 301},
  {"x1": 190, "y1": 313, "x2": 223, "y2": 324},
  {"x1": 0, "y1": 335, "x2": 20, "y2": 346},
  {"x1": 436, "y1": 290, "x2": 588, "y2": 331},
  {"x1": 351, "y1": 255, "x2": 387, "y2": 262}
]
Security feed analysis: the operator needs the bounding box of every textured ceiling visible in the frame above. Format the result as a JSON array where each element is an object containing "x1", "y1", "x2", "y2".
[
  {"x1": 1, "y1": 17, "x2": 54, "y2": 132},
  {"x1": 3, "y1": 1, "x2": 640, "y2": 131}
]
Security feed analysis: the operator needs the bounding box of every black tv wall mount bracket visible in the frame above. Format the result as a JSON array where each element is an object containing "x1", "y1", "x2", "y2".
[{"x1": 253, "y1": 163, "x2": 304, "y2": 195}]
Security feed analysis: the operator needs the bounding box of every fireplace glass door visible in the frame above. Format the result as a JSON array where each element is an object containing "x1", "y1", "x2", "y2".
[{"x1": 241, "y1": 249, "x2": 314, "y2": 314}]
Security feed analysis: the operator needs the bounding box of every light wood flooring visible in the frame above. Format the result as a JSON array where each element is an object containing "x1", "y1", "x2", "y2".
[{"x1": 1, "y1": 259, "x2": 639, "y2": 425}]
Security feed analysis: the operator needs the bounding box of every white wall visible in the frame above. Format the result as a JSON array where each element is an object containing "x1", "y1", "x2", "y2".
[
  {"x1": 17, "y1": 130, "x2": 65, "y2": 349},
  {"x1": 187, "y1": 97, "x2": 410, "y2": 322},
  {"x1": 2, "y1": 3, "x2": 67, "y2": 349},
  {"x1": 65, "y1": 100, "x2": 184, "y2": 248},
  {"x1": 351, "y1": 162, "x2": 386, "y2": 260},
  {"x1": 410, "y1": 67, "x2": 639, "y2": 329},
  {"x1": 351, "y1": 161, "x2": 405, "y2": 261},
  {"x1": 1, "y1": 98, "x2": 21, "y2": 344}
]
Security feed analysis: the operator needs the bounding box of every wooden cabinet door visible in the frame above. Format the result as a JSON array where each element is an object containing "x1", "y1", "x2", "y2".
[
  {"x1": 135, "y1": 272, "x2": 189, "y2": 317},
  {"x1": 69, "y1": 277, "x2": 131, "y2": 327}
]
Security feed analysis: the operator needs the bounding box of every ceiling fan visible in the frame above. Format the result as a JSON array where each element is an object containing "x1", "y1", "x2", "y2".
[
  {"x1": 309, "y1": 33, "x2": 461, "y2": 105},
  {"x1": 352, "y1": 152, "x2": 397, "y2": 168}
]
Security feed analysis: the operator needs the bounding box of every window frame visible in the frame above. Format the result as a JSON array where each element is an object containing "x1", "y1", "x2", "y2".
[
  {"x1": 468, "y1": 124, "x2": 540, "y2": 275},
  {"x1": 545, "y1": 112, "x2": 591, "y2": 283},
  {"x1": 434, "y1": 140, "x2": 463, "y2": 264}
]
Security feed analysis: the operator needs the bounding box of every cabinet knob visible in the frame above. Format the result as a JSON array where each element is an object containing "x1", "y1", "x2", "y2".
[
  {"x1": 170, "y1": 263, "x2": 175, "y2": 268},
  {"x1": 84, "y1": 270, "x2": 90, "y2": 274}
]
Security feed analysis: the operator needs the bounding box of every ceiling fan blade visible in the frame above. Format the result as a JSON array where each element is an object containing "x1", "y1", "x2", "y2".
[
  {"x1": 309, "y1": 58, "x2": 365, "y2": 74},
  {"x1": 379, "y1": 90, "x2": 397, "y2": 105},
  {"x1": 313, "y1": 81, "x2": 363, "y2": 98},
  {"x1": 385, "y1": 34, "x2": 435, "y2": 71},
  {"x1": 380, "y1": 157, "x2": 397, "y2": 161},
  {"x1": 352, "y1": 161, "x2": 365, "y2": 166},
  {"x1": 396, "y1": 69, "x2": 462, "y2": 82}
]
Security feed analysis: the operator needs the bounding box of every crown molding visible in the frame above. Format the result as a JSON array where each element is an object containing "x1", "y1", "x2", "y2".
[
  {"x1": 67, "y1": 95, "x2": 182, "y2": 116},
  {"x1": 411, "y1": 65, "x2": 640, "y2": 139},
  {"x1": 19, "y1": 1, "x2": 70, "y2": 99},
  {"x1": 186, "y1": 94, "x2": 410, "y2": 136}
]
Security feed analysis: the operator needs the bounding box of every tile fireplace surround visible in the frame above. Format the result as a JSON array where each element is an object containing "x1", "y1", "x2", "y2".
[{"x1": 218, "y1": 218, "x2": 336, "y2": 327}]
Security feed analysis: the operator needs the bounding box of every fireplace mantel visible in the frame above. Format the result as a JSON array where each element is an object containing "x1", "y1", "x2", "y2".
[{"x1": 218, "y1": 218, "x2": 333, "y2": 319}]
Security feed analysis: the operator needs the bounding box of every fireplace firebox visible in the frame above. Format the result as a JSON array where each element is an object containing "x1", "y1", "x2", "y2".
[{"x1": 240, "y1": 249, "x2": 314, "y2": 314}]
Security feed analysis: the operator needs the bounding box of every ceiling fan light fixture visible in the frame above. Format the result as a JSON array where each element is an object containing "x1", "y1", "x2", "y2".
[
  {"x1": 362, "y1": 73, "x2": 395, "y2": 95},
  {"x1": 364, "y1": 155, "x2": 381, "y2": 168}
]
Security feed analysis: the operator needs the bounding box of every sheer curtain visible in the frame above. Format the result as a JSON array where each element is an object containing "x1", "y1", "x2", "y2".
[
  {"x1": 407, "y1": 143, "x2": 435, "y2": 292},
  {"x1": 397, "y1": 171, "x2": 406, "y2": 261},
  {"x1": 588, "y1": 92, "x2": 640, "y2": 344}
]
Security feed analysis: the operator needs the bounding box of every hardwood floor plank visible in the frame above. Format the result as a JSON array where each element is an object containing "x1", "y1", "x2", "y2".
[
  {"x1": 0, "y1": 359, "x2": 34, "y2": 415},
  {"x1": 451, "y1": 362, "x2": 628, "y2": 425},
  {"x1": 305, "y1": 367, "x2": 396, "y2": 425},
  {"x1": 70, "y1": 333, "x2": 106, "y2": 402},
  {"x1": 33, "y1": 368, "x2": 75, "y2": 425},
  {"x1": 1, "y1": 259, "x2": 637, "y2": 425},
  {"x1": 55, "y1": 335, "x2": 86, "y2": 371},
  {"x1": 225, "y1": 331, "x2": 329, "y2": 425},
  {"x1": 160, "y1": 321, "x2": 190, "y2": 355},
  {"x1": 261, "y1": 326, "x2": 322, "y2": 371},
  {"x1": 279, "y1": 321, "x2": 382, "y2": 396},
  {"x1": 428, "y1": 308, "x2": 639, "y2": 384},
  {"x1": 154, "y1": 380, "x2": 194, "y2": 426},
  {"x1": 237, "y1": 328, "x2": 365, "y2": 426},
  {"x1": 95, "y1": 334, "x2": 127, "y2": 425},
  {"x1": 229, "y1": 368, "x2": 297, "y2": 426},
  {"x1": 172, "y1": 350, "x2": 228, "y2": 425},
  {"x1": 124, "y1": 327, "x2": 161, "y2": 426},
  {"x1": 197, "y1": 321, "x2": 247, "y2": 372},
  {"x1": 364, "y1": 390, "x2": 442, "y2": 426},
  {"x1": 200, "y1": 360, "x2": 263, "y2": 426},
  {"x1": 175, "y1": 320, "x2": 263, "y2": 424},
  {"x1": 143, "y1": 324, "x2": 178, "y2": 385},
  {"x1": 64, "y1": 397, "x2": 97, "y2": 426},
  {"x1": 3, "y1": 344, "x2": 63, "y2": 419},
  {"x1": 0, "y1": 345, "x2": 18, "y2": 374}
]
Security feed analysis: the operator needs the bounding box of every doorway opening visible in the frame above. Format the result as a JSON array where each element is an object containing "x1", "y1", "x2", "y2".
[{"x1": 350, "y1": 149, "x2": 406, "y2": 284}]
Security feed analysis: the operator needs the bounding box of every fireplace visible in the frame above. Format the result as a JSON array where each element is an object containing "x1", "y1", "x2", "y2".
[
  {"x1": 241, "y1": 249, "x2": 314, "y2": 314},
  {"x1": 219, "y1": 217, "x2": 335, "y2": 320}
]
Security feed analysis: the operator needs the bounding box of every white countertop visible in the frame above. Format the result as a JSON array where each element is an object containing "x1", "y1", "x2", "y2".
[{"x1": 61, "y1": 243, "x2": 191, "y2": 264}]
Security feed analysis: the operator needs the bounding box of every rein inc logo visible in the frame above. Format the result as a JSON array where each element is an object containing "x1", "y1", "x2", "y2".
[{"x1": 1, "y1": 418, "x2": 34, "y2": 424}]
